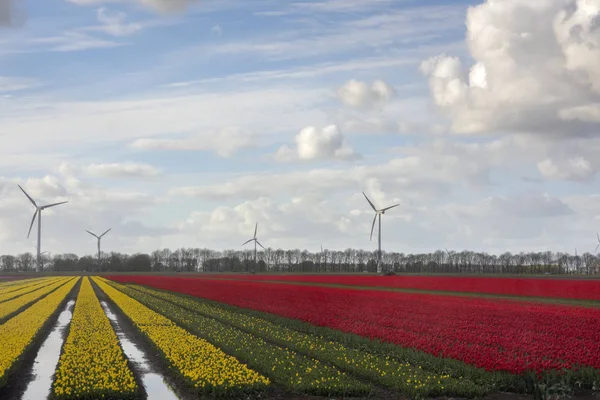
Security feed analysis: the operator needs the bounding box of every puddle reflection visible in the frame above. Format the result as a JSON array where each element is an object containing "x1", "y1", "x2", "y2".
[
  {"x1": 21, "y1": 299, "x2": 75, "y2": 400},
  {"x1": 101, "y1": 301, "x2": 179, "y2": 400}
]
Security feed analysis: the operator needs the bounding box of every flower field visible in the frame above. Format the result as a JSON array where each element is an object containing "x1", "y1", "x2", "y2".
[
  {"x1": 52, "y1": 277, "x2": 139, "y2": 399},
  {"x1": 200, "y1": 274, "x2": 600, "y2": 301},
  {"x1": 1, "y1": 274, "x2": 599, "y2": 400}
]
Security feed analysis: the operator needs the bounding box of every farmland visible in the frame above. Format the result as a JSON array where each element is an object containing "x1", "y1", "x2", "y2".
[{"x1": 0, "y1": 274, "x2": 599, "y2": 400}]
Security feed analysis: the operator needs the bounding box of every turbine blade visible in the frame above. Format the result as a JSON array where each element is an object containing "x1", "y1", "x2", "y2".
[
  {"x1": 254, "y1": 222, "x2": 258, "y2": 238},
  {"x1": 27, "y1": 210, "x2": 38, "y2": 239},
  {"x1": 257, "y1": 240, "x2": 266, "y2": 250},
  {"x1": 382, "y1": 203, "x2": 400, "y2": 212},
  {"x1": 85, "y1": 230, "x2": 99, "y2": 239},
  {"x1": 362, "y1": 191, "x2": 377, "y2": 211},
  {"x1": 41, "y1": 200, "x2": 68, "y2": 209},
  {"x1": 242, "y1": 238, "x2": 253, "y2": 246},
  {"x1": 596, "y1": 244, "x2": 600, "y2": 253},
  {"x1": 369, "y1": 213, "x2": 377, "y2": 241},
  {"x1": 597, "y1": 232, "x2": 599, "y2": 243},
  {"x1": 18, "y1": 185, "x2": 37, "y2": 208},
  {"x1": 100, "y1": 228, "x2": 112, "y2": 237}
]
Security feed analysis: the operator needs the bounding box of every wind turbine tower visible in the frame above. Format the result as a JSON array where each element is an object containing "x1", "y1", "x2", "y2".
[
  {"x1": 362, "y1": 191, "x2": 399, "y2": 274},
  {"x1": 86, "y1": 228, "x2": 112, "y2": 271},
  {"x1": 242, "y1": 222, "x2": 265, "y2": 272},
  {"x1": 19, "y1": 185, "x2": 68, "y2": 272}
]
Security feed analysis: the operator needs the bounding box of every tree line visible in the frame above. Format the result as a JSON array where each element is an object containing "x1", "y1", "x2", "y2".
[{"x1": 1, "y1": 247, "x2": 599, "y2": 275}]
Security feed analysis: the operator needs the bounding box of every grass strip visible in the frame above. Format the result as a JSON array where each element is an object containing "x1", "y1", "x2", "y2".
[
  {"x1": 129, "y1": 283, "x2": 488, "y2": 398},
  {"x1": 92, "y1": 277, "x2": 270, "y2": 397},
  {"x1": 0, "y1": 278, "x2": 71, "y2": 323},
  {"x1": 103, "y1": 279, "x2": 373, "y2": 397},
  {"x1": 0, "y1": 277, "x2": 79, "y2": 387},
  {"x1": 51, "y1": 277, "x2": 140, "y2": 400}
]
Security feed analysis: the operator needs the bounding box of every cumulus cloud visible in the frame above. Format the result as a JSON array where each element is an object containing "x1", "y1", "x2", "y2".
[
  {"x1": 275, "y1": 125, "x2": 359, "y2": 162},
  {"x1": 420, "y1": 0, "x2": 600, "y2": 137},
  {"x1": 96, "y1": 7, "x2": 143, "y2": 37},
  {"x1": 131, "y1": 126, "x2": 258, "y2": 158},
  {"x1": 336, "y1": 79, "x2": 396, "y2": 110},
  {"x1": 83, "y1": 162, "x2": 162, "y2": 178}
]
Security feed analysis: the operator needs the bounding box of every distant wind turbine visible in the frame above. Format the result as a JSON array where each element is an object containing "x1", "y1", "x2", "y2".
[
  {"x1": 242, "y1": 222, "x2": 265, "y2": 271},
  {"x1": 595, "y1": 233, "x2": 600, "y2": 254},
  {"x1": 86, "y1": 228, "x2": 111, "y2": 270},
  {"x1": 362, "y1": 191, "x2": 399, "y2": 273},
  {"x1": 19, "y1": 185, "x2": 68, "y2": 272}
]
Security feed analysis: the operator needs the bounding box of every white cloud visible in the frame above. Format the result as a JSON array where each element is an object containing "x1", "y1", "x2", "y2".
[
  {"x1": 83, "y1": 163, "x2": 162, "y2": 178},
  {"x1": 336, "y1": 79, "x2": 396, "y2": 110},
  {"x1": 66, "y1": 0, "x2": 200, "y2": 13},
  {"x1": 172, "y1": 139, "x2": 502, "y2": 204},
  {"x1": 207, "y1": 5, "x2": 465, "y2": 60},
  {"x1": 210, "y1": 24, "x2": 222, "y2": 36},
  {"x1": 275, "y1": 125, "x2": 359, "y2": 162},
  {"x1": 30, "y1": 31, "x2": 124, "y2": 52},
  {"x1": 290, "y1": 0, "x2": 394, "y2": 13},
  {"x1": 537, "y1": 157, "x2": 594, "y2": 181},
  {"x1": 420, "y1": 0, "x2": 600, "y2": 137},
  {"x1": 165, "y1": 56, "x2": 418, "y2": 88},
  {"x1": 96, "y1": 7, "x2": 143, "y2": 37},
  {"x1": 0, "y1": 85, "x2": 327, "y2": 162},
  {"x1": 0, "y1": 76, "x2": 39, "y2": 92},
  {"x1": 130, "y1": 126, "x2": 258, "y2": 157}
]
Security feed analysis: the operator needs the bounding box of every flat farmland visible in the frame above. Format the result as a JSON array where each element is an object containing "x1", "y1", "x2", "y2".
[
  {"x1": 1, "y1": 274, "x2": 599, "y2": 400},
  {"x1": 196, "y1": 274, "x2": 600, "y2": 301}
]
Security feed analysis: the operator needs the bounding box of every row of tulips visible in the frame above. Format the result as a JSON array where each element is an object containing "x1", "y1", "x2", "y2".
[
  {"x1": 0, "y1": 277, "x2": 78, "y2": 387},
  {"x1": 0, "y1": 277, "x2": 72, "y2": 323},
  {"x1": 0, "y1": 277, "x2": 51, "y2": 292},
  {"x1": 105, "y1": 279, "x2": 372, "y2": 397},
  {"x1": 0, "y1": 277, "x2": 64, "y2": 303},
  {"x1": 52, "y1": 277, "x2": 139, "y2": 399},
  {"x1": 93, "y1": 277, "x2": 270, "y2": 397}
]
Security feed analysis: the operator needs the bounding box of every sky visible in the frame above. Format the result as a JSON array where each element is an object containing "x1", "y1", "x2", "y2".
[{"x1": 0, "y1": 0, "x2": 599, "y2": 257}]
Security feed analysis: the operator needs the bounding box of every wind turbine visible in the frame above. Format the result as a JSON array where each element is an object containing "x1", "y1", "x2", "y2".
[
  {"x1": 85, "y1": 228, "x2": 111, "y2": 271},
  {"x1": 242, "y1": 222, "x2": 265, "y2": 272},
  {"x1": 595, "y1": 233, "x2": 600, "y2": 254},
  {"x1": 19, "y1": 185, "x2": 68, "y2": 272},
  {"x1": 362, "y1": 191, "x2": 399, "y2": 273}
]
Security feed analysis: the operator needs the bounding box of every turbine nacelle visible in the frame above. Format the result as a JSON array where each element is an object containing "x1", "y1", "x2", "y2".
[
  {"x1": 242, "y1": 223, "x2": 265, "y2": 250},
  {"x1": 362, "y1": 191, "x2": 399, "y2": 242}
]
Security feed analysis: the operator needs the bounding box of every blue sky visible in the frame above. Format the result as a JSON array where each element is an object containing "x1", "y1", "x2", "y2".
[{"x1": 0, "y1": 0, "x2": 599, "y2": 257}]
